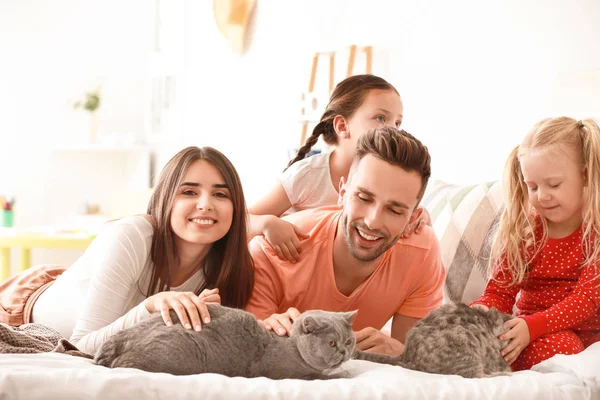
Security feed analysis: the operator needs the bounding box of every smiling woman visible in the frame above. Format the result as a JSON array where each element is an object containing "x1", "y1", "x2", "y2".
[
  {"x1": 170, "y1": 160, "x2": 234, "y2": 265},
  {"x1": 147, "y1": 147, "x2": 252, "y2": 304},
  {"x1": 0, "y1": 146, "x2": 254, "y2": 354}
]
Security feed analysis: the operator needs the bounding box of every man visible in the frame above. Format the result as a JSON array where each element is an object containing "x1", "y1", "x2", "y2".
[{"x1": 246, "y1": 126, "x2": 445, "y2": 356}]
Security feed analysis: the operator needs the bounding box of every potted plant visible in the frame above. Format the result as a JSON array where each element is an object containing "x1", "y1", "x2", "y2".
[{"x1": 73, "y1": 86, "x2": 102, "y2": 144}]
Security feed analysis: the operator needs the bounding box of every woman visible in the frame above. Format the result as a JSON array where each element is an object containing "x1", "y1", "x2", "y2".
[{"x1": 0, "y1": 146, "x2": 254, "y2": 354}]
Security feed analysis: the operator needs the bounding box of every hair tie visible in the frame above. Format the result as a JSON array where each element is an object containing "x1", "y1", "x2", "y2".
[{"x1": 577, "y1": 120, "x2": 585, "y2": 129}]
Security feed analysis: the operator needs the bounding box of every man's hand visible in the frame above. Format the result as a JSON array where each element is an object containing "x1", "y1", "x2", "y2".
[
  {"x1": 499, "y1": 317, "x2": 530, "y2": 365},
  {"x1": 355, "y1": 327, "x2": 404, "y2": 356},
  {"x1": 260, "y1": 307, "x2": 301, "y2": 336}
]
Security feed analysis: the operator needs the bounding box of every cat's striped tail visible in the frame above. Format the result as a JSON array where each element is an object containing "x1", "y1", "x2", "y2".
[{"x1": 352, "y1": 349, "x2": 406, "y2": 367}]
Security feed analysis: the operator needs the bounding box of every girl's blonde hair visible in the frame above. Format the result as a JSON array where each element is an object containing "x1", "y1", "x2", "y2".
[{"x1": 491, "y1": 117, "x2": 600, "y2": 286}]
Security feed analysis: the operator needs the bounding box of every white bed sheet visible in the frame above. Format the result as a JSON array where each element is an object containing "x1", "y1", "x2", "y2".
[{"x1": 1, "y1": 343, "x2": 599, "y2": 400}]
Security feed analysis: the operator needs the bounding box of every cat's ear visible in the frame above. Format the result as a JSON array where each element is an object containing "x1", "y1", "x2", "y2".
[
  {"x1": 342, "y1": 310, "x2": 358, "y2": 325},
  {"x1": 302, "y1": 316, "x2": 322, "y2": 333}
]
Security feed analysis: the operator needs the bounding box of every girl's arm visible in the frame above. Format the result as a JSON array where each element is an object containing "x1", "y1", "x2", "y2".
[
  {"x1": 470, "y1": 258, "x2": 520, "y2": 314},
  {"x1": 248, "y1": 182, "x2": 308, "y2": 263},
  {"x1": 69, "y1": 217, "x2": 156, "y2": 354},
  {"x1": 519, "y1": 262, "x2": 600, "y2": 344},
  {"x1": 248, "y1": 182, "x2": 293, "y2": 238}
]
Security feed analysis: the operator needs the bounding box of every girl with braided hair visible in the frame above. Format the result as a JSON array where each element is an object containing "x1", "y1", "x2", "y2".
[{"x1": 248, "y1": 74, "x2": 429, "y2": 262}]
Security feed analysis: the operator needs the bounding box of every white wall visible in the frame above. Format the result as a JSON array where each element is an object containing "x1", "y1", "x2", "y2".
[
  {"x1": 0, "y1": 0, "x2": 152, "y2": 268},
  {"x1": 0, "y1": 0, "x2": 151, "y2": 146},
  {"x1": 170, "y1": 0, "x2": 600, "y2": 205}
]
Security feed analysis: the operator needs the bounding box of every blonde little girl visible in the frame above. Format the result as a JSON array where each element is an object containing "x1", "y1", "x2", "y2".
[{"x1": 472, "y1": 117, "x2": 600, "y2": 371}]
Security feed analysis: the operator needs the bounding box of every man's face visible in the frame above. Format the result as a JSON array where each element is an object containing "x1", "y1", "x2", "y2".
[{"x1": 339, "y1": 154, "x2": 423, "y2": 263}]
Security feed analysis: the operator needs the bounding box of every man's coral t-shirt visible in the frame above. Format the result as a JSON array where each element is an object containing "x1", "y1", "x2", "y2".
[{"x1": 246, "y1": 206, "x2": 446, "y2": 330}]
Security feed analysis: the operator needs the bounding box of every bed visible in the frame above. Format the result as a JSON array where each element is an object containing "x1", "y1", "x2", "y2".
[
  {"x1": 2, "y1": 181, "x2": 598, "y2": 399},
  {"x1": 1, "y1": 343, "x2": 599, "y2": 399}
]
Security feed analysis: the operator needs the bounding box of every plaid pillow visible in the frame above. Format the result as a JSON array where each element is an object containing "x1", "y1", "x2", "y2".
[{"x1": 421, "y1": 180, "x2": 503, "y2": 305}]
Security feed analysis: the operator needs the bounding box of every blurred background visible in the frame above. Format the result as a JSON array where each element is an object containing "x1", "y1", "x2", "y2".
[{"x1": 0, "y1": 0, "x2": 599, "y2": 271}]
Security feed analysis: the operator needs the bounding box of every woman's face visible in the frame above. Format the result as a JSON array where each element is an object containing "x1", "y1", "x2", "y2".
[
  {"x1": 342, "y1": 89, "x2": 404, "y2": 150},
  {"x1": 170, "y1": 159, "x2": 234, "y2": 253}
]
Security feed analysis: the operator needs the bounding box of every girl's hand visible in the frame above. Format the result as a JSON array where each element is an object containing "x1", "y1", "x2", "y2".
[
  {"x1": 499, "y1": 317, "x2": 530, "y2": 365},
  {"x1": 402, "y1": 207, "x2": 432, "y2": 238},
  {"x1": 144, "y1": 288, "x2": 220, "y2": 331},
  {"x1": 470, "y1": 304, "x2": 490, "y2": 312},
  {"x1": 263, "y1": 216, "x2": 309, "y2": 263}
]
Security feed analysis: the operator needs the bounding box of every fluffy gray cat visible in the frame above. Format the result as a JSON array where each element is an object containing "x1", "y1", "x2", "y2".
[
  {"x1": 354, "y1": 303, "x2": 512, "y2": 378},
  {"x1": 94, "y1": 304, "x2": 356, "y2": 380}
]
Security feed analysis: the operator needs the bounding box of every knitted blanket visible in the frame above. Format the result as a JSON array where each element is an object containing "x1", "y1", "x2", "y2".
[{"x1": 0, "y1": 322, "x2": 93, "y2": 359}]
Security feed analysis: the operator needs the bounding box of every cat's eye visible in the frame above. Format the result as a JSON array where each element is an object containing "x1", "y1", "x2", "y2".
[
  {"x1": 345, "y1": 339, "x2": 352, "y2": 345},
  {"x1": 328, "y1": 340, "x2": 336, "y2": 347}
]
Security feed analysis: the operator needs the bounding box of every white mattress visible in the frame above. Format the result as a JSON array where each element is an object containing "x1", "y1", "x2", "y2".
[{"x1": 1, "y1": 343, "x2": 599, "y2": 400}]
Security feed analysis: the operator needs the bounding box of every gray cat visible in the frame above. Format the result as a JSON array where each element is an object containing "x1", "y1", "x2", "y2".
[
  {"x1": 94, "y1": 304, "x2": 356, "y2": 380},
  {"x1": 354, "y1": 303, "x2": 512, "y2": 378}
]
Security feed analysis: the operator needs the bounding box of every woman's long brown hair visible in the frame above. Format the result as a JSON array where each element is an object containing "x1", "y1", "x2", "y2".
[{"x1": 146, "y1": 146, "x2": 254, "y2": 308}]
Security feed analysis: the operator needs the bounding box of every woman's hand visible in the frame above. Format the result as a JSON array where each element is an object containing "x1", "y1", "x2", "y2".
[
  {"x1": 199, "y1": 288, "x2": 221, "y2": 304},
  {"x1": 144, "y1": 288, "x2": 220, "y2": 331},
  {"x1": 262, "y1": 216, "x2": 309, "y2": 263},
  {"x1": 499, "y1": 317, "x2": 530, "y2": 365},
  {"x1": 402, "y1": 207, "x2": 432, "y2": 238}
]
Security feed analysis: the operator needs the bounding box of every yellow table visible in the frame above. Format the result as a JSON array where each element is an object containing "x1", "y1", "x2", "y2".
[{"x1": 0, "y1": 230, "x2": 95, "y2": 281}]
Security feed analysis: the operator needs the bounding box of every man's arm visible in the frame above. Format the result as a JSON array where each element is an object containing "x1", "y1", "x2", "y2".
[
  {"x1": 244, "y1": 237, "x2": 283, "y2": 319},
  {"x1": 354, "y1": 312, "x2": 420, "y2": 356},
  {"x1": 246, "y1": 244, "x2": 298, "y2": 336},
  {"x1": 391, "y1": 313, "x2": 420, "y2": 344}
]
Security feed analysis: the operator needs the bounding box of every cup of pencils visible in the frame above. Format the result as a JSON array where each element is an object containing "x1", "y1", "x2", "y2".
[{"x1": 0, "y1": 196, "x2": 15, "y2": 228}]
